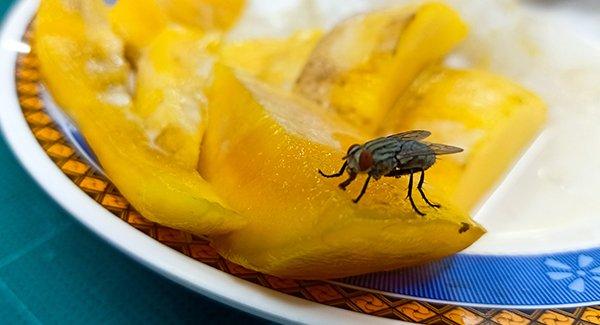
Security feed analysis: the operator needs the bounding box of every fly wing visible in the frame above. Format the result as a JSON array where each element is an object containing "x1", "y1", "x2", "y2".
[
  {"x1": 395, "y1": 143, "x2": 463, "y2": 162},
  {"x1": 386, "y1": 130, "x2": 431, "y2": 141},
  {"x1": 394, "y1": 144, "x2": 434, "y2": 163},
  {"x1": 426, "y1": 143, "x2": 464, "y2": 155}
]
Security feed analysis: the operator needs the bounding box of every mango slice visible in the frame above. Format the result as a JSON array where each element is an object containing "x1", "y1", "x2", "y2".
[
  {"x1": 296, "y1": 2, "x2": 467, "y2": 131},
  {"x1": 35, "y1": 0, "x2": 245, "y2": 235},
  {"x1": 221, "y1": 30, "x2": 322, "y2": 90},
  {"x1": 380, "y1": 67, "x2": 547, "y2": 210},
  {"x1": 199, "y1": 65, "x2": 484, "y2": 279},
  {"x1": 155, "y1": 0, "x2": 245, "y2": 31},
  {"x1": 109, "y1": 0, "x2": 244, "y2": 58},
  {"x1": 134, "y1": 26, "x2": 219, "y2": 168},
  {"x1": 109, "y1": 0, "x2": 168, "y2": 53}
]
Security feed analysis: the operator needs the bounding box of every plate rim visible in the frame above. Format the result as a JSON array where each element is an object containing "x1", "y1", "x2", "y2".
[
  {"x1": 7, "y1": 0, "x2": 600, "y2": 317},
  {"x1": 0, "y1": 0, "x2": 404, "y2": 323}
]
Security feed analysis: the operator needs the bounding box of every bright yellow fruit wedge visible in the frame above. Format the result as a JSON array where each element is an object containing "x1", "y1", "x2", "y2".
[
  {"x1": 109, "y1": 0, "x2": 168, "y2": 54},
  {"x1": 35, "y1": 0, "x2": 245, "y2": 235},
  {"x1": 155, "y1": 0, "x2": 246, "y2": 31},
  {"x1": 199, "y1": 65, "x2": 484, "y2": 279},
  {"x1": 296, "y1": 2, "x2": 467, "y2": 132},
  {"x1": 109, "y1": 0, "x2": 244, "y2": 58},
  {"x1": 380, "y1": 67, "x2": 547, "y2": 211},
  {"x1": 134, "y1": 26, "x2": 219, "y2": 168},
  {"x1": 221, "y1": 30, "x2": 322, "y2": 90}
]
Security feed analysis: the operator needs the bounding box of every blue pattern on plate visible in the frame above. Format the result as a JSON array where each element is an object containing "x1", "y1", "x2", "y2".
[
  {"x1": 47, "y1": 100, "x2": 600, "y2": 308},
  {"x1": 337, "y1": 250, "x2": 600, "y2": 307}
]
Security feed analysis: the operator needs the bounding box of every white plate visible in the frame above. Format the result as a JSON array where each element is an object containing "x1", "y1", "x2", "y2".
[{"x1": 2, "y1": 0, "x2": 600, "y2": 323}]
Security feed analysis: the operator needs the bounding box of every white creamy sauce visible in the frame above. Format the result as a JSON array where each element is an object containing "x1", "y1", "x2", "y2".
[
  {"x1": 456, "y1": 1, "x2": 600, "y2": 254},
  {"x1": 230, "y1": 0, "x2": 600, "y2": 255}
]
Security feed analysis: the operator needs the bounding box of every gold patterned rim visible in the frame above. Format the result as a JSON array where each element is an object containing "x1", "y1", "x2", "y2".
[{"x1": 14, "y1": 28, "x2": 600, "y2": 325}]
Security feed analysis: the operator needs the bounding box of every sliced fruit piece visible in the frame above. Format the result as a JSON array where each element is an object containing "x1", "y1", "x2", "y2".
[
  {"x1": 109, "y1": 0, "x2": 168, "y2": 55},
  {"x1": 36, "y1": 0, "x2": 128, "y2": 105},
  {"x1": 221, "y1": 30, "x2": 322, "y2": 90},
  {"x1": 199, "y1": 65, "x2": 484, "y2": 279},
  {"x1": 135, "y1": 26, "x2": 219, "y2": 168},
  {"x1": 296, "y1": 2, "x2": 467, "y2": 131},
  {"x1": 35, "y1": 0, "x2": 245, "y2": 235},
  {"x1": 380, "y1": 66, "x2": 547, "y2": 211},
  {"x1": 109, "y1": 0, "x2": 243, "y2": 59},
  {"x1": 155, "y1": 0, "x2": 246, "y2": 31}
]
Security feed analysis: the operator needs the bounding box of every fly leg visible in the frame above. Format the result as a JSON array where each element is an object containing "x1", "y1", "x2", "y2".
[
  {"x1": 338, "y1": 172, "x2": 357, "y2": 191},
  {"x1": 352, "y1": 175, "x2": 372, "y2": 203},
  {"x1": 318, "y1": 161, "x2": 348, "y2": 178},
  {"x1": 407, "y1": 172, "x2": 425, "y2": 216},
  {"x1": 417, "y1": 169, "x2": 441, "y2": 209}
]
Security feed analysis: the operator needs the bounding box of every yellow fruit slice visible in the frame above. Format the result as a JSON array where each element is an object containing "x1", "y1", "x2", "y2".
[
  {"x1": 109, "y1": 0, "x2": 168, "y2": 54},
  {"x1": 135, "y1": 26, "x2": 219, "y2": 168},
  {"x1": 109, "y1": 0, "x2": 244, "y2": 59},
  {"x1": 35, "y1": 0, "x2": 245, "y2": 235},
  {"x1": 380, "y1": 67, "x2": 547, "y2": 211},
  {"x1": 296, "y1": 2, "x2": 467, "y2": 132},
  {"x1": 221, "y1": 30, "x2": 322, "y2": 90},
  {"x1": 199, "y1": 65, "x2": 484, "y2": 279},
  {"x1": 155, "y1": 0, "x2": 246, "y2": 31}
]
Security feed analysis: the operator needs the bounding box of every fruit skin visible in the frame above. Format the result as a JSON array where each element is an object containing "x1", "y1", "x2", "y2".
[
  {"x1": 380, "y1": 66, "x2": 547, "y2": 211},
  {"x1": 220, "y1": 30, "x2": 322, "y2": 90},
  {"x1": 296, "y1": 2, "x2": 467, "y2": 132},
  {"x1": 134, "y1": 26, "x2": 219, "y2": 168},
  {"x1": 199, "y1": 65, "x2": 484, "y2": 279},
  {"x1": 35, "y1": 0, "x2": 245, "y2": 235}
]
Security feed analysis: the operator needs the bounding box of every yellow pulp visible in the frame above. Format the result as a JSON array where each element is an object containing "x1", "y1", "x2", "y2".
[
  {"x1": 199, "y1": 66, "x2": 483, "y2": 279},
  {"x1": 381, "y1": 67, "x2": 547, "y2": 210}
]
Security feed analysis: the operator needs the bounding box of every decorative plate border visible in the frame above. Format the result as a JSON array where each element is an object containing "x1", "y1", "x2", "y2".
[{"x1": 5, "y1": 0, "x2": 600, "y2": 324}]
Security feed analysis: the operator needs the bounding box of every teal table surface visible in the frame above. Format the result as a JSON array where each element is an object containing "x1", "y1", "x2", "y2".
[{"x1": 0, "y1": 0, "x2": 268, "y2": 323}]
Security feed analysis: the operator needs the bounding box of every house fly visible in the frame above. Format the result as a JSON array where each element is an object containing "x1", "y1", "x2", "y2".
[{"x1": 318, "y1": 130, "x2": 463, "y2": 216}]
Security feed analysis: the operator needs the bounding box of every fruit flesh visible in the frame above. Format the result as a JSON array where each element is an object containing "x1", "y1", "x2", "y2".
[
  {"x1": 109, "y1": 0, "x2": 245, "y2": 58},
  {"x1": 199, "y1": 65, "x2": 484, "y2": 279},
  {"x1": 380, "y1": 67, "x2": 547, "y2": 210},
  {"x1": 221, "y1": 30, "x2": 322, "y2": 90},
  {"x1": 35, "y1": 0, "x2": 245, "y2": 235},
  {"x1": 155, "y1": 0, "x2": 246, "y2": 31},
  {"x1": 296, "y1": 2, "x2": 467, "y2": 132},
  {"x1": 134, "y1": 26, "x2": 219, "y2": 168},
  {"x1": 109, "y1": 0, "x2": 168, "y2": 54}
]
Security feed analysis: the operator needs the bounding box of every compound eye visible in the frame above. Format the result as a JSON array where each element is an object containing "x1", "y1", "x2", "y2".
[{"x1": 359, "y1": 150, "x2": 374, "y2": 171}]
